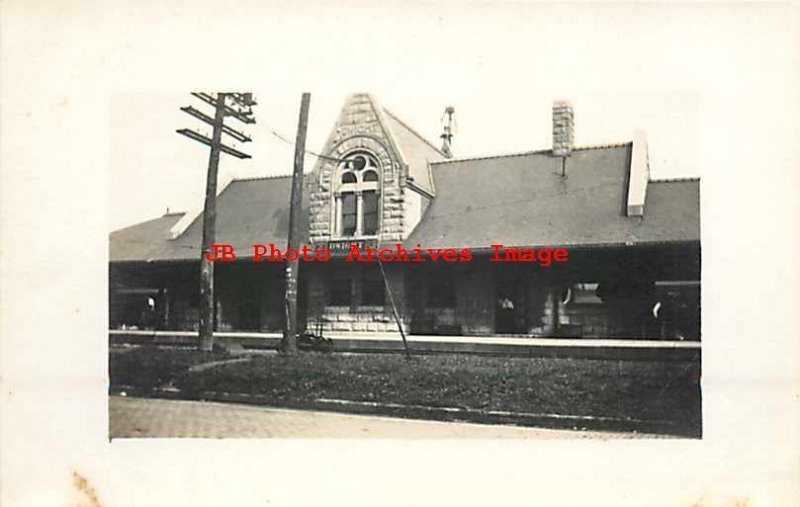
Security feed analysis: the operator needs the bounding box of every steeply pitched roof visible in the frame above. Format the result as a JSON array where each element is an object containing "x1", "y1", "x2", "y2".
[
  {"x1": 110, "y1": 175, "x2": 308, "y2": 262},
  {"x1": 110, "y1": 145, "x2": 699, "y2": 263},
  {"x1": 307, "y1": 93, "x2": 443, "y2": 196},
  {"x1": 404, "y1": 144, "x2": 699, "y2": 249},
  {"x1": 381, "y1": 108, "x2": 445, "y2": 194}
]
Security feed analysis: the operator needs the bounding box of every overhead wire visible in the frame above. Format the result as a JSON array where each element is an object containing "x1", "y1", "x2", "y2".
[
  {"x1": 196, "y1": 106, "x2": 628, "y2": 230},
  {"x1": 261, "y1": 124, "x2": 342, "y2": 163}
]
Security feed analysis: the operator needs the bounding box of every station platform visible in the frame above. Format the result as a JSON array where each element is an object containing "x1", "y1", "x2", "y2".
[{"x1": 109, "y1": 329, "x2": 700, "y2": 360}]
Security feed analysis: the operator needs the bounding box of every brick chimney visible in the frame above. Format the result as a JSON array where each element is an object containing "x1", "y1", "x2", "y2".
[{"x1": 552, "y1": 100, "x2": 574, "y2": 156}]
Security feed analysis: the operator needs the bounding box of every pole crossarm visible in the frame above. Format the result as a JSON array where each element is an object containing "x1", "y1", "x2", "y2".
[
  {"x1": 180, "y1": 106, "x2": 252, "y2": 143},
  {"x1": 176, "y1": 129, "x2": 252, "y2": 159},
  {"x1": 191, "y1": 92, "x2": 256, "y2": 124},
  {"x1": 230, "y1": 93, "x2": 257, "y2": 107},
  {"x1": 175, "y1": 92, "x2": 256, "y2": 352}
]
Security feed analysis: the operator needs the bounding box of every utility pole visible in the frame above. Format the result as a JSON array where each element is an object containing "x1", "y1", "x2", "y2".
[
  {"x1": 281, "y1": 93, "x2": 311, "y2": 356},
  {"x1": 177, "y1": 92, "x2": 255, "y2": 352}
]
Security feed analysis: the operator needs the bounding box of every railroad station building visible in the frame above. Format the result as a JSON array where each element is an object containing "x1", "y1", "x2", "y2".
[{"x1": 109, "y1": 94, "x2": 700, "y2": 340}]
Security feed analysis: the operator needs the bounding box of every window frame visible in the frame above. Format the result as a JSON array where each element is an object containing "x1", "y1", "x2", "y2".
[
  {"x1": 326, "y1": 266, "x2": 387, "y2": 310},
  {"x1": 332, "y1": 151, "x2": 382, "y2": 239},
  {"x1": 327, "y1": 268, "x2": 354, "y2": 307},
  {"x1": 340, "y1": 191, "x2": 357, "y2": 237}
]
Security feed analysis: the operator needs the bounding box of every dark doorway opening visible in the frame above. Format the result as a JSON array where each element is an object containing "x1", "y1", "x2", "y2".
[{"x1": 494, "y1": 270, "x2": 528, "y2": 334}]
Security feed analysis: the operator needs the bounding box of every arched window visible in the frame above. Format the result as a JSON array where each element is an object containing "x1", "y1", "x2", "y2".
[{"x1": 334, "y1": 152, "x2": 381, "y2": 237}]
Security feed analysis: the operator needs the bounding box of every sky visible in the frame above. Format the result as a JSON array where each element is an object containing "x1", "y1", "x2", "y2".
[
  {"x1": 105, "y1": 3, "x2": 730, "y2": 232},
  {"x1": 110, "y1": 89, "x2": 699, "y2": 231},
  {"x1": 6, "y1": 3, "x2": 800, "y2": 506}
]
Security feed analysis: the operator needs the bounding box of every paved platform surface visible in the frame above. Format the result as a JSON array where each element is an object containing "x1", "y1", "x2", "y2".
[
  {"x1": 110, "y1": 330, "x2": 700, "y2": 361},
  {"x1": 109, "y1": 396, "x2": 670, "y2": 439},
  {"x1": 110, "y1": 329, "x2": 699, "y2": 348}
]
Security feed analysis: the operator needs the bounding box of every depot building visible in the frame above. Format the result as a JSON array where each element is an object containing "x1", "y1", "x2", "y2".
[{"x1": 110, "y1": 94, "x2": 700, "y2": 339}]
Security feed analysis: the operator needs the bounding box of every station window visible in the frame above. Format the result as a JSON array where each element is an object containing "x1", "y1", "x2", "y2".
[
  {"x1": 328, "y1": 269, "x2": 352, "y2": 306},
  {"x1": 341, "y1": 192, "x2": 357, "y2": 237},
  {"x1": 362, "y1": 190, "x2": 380, "y2": 236},
  {"x1": 334, "y1": 152, "x2": 381, "y2": 237}
]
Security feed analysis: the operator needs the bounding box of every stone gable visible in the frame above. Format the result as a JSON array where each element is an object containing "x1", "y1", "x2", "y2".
[{"x1": 308, "y1": 93, "x2": 409, "y2": 244}]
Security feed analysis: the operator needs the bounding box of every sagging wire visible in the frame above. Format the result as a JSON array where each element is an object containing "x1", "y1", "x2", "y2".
[{"x1": 262, "y1": 125, "x2": 343, "y2": 163}]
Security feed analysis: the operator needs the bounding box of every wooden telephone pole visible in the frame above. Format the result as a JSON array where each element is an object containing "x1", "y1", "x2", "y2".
[
  {"x1": 177, "y1": 92, "x2": 256, "y2": 352},
  {"x1": 281, "y1": 93, "x2": 311, "y2": 355}
]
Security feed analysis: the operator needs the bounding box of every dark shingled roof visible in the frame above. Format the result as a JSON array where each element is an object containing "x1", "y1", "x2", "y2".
[
  {"x1": 110, "y1": 175, "x2": 308, "y2": 262},
  {"x1": 110, "y1": 144, "x2": 699, "y2": 263},
  {"x1": 381, "y1": 109, "x2": 445, "y2": 194},
  {"x1": 404, "y1": 144, "x2": 699, "y2": 249},
  {"x1": 110, "y1": 213, "x2": 187, "y2": 262}
]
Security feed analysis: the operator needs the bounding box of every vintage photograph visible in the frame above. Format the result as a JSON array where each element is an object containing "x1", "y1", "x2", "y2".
[
  {"x1": 6, "y1": 2, "x2": 800, "y2": 506},
  {"x1": 108, "y1": 91, "x2": 701, "y2": 438}
]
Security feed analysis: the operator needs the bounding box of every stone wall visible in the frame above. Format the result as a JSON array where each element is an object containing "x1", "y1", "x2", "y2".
[
  {"x1": 307, "y1": 94, "x2": 407, "y2": 245},
  {"x1": 305, "y1": 263, "x2": 409, "y2": 334}
]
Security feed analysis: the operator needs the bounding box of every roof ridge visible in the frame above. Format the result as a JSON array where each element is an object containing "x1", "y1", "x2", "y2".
[
  {"x1": 430, "y1": 143, "x2": 632, "y2": 166},
  {"x1": 650, "y1": 177, "x2": 700, "y2": 183},
  {"x1": 382, "y1": 108, "x2": 446, "y2": 157},
  {"x1": 575, "y1": 142, "x2": 632, "y2": 151},
  {"x1": 231, "y1": 174, "x2": 295, "y2": 182},
  {"x1": 369, "y1": 97, "x2": 410, "y2": 170},
  {"x1": 430, "y1": 149, "x2": 551, "y2": 165},
  {"x1": 111, "y1": 213, "x2": 183, "y2": 234}
]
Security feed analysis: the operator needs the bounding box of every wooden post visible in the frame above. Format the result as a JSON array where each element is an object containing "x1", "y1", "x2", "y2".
[
  {"x1": 281, "y1": 92, "x2": 311, "y2": 355},
  {"x1": 198, "y1": 93, "x2": 227, "y2": 352},
  {"x1": 178, "y1": 92, "x2": 254, "y2": 351},
  {"x1": 377, "y1": 258, "x2": 411, "y2": 358}
]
